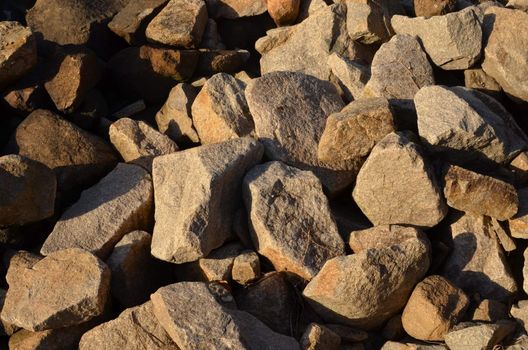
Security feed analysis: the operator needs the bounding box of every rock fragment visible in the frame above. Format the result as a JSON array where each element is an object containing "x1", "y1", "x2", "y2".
[
  {"x1": 300, "y1": 323, "x2": 341, "y2": 350},
  {"x1": 0, "y1": 21, "x2": 37, "y2": 90},
  {"x1": 464, "y1": 68, "x2": 502, "y2": 98},
  {"x1": 509, "y1": 188, "x2": 528, "y2": 238},
  {"x1": 197, "y1": 242, "x2": 243, "y2": 282},
  {"x1": 414, "y1": 0, "x2": 456, "y2": 17},
  {"x1": 327, "y1": 53, "x2": 370, "y2": 102},
  {"x1": 346, "y1": 0, "x2": 404, "y2": 44},
  {"x1": 196, "y1": 49, "x2": 250, "y2": 76},
  {"x1": 472, "y1": 299, "x2": 509, "y2": 322},
  {"x1": 444, "y1": 321, "x2": 517, "y2": 350},
  {"x1": 232, "y1": 251, "x2": 261, "y2": 285},
  {"x1": 267, "y1": 0, "x2": 301, "y2": 26}
]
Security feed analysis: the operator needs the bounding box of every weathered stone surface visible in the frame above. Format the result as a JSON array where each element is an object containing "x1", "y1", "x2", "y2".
[
  {"x1": 444, "y1": 321, "x2": 517, "y2": 350},
  {"x1": 300, "y1": 323, "x2": 341, "y2": 350},
  {"x1": 415, "y1": 85, "x2": 527, "y2": 165},
  {"x1": 0, "y1": 155, "x2": 56, "y2": 227},
  {"x1": 0, "y1": 21, "x2": 37, "y2": 90},
  {"x1": 510, "y1": 152, "x2": 528, "y2": 183},
  {"x1": 151, "y1": 282, "x2": 300, "y2": 349},
  {"x1": 198, "y1": 242, "x2": 244, "y2": 281},
  {"x1": 1, "y1": 248, "x2": 110, "y2": 331},
  {"x1": 79, "y1": 301, "x2": 178, "y2": 350},
  {"x1": 381, "y1": 341, "x2": 448, "y2": 350},
  {"x1": 327, "y1": 53, "x2": 370, "y2": 102},
  {"x1": 303, "y1": 229, "x2": 431, "y2": 330},
  {"x1": 443, "y1": 165, "x2": 518, "y2": 220},
  {"x1": 0, "y1": 289, "x2": 17, "y2": 336},
  {"x1": 464, "y1": 68, "x2": 502, "y2": 97},
  {"x1": 482, "y1": 7, "x2": 528, "y2": 102},
  {"x1": 4, "y1": 250, "x2": 42, "y2": 286},
  {"x1": 414, "y1": 0, "x2": 456, "y2": 17},
  {"x1": 352, "y1": 132, "x2": 447, "y2": 227},
  {"x1": 2, "y1": 83, "x2": 47, "y2": 114},
  {"x1": 362, "y1": 34, "x2": 435, "y2": 99},
  {"x1": 14, "y1": 109, "x2": 118, "y2": 194},
  {"x1": 246, "y1": 71, "x2": 355, "y2": 194},
  {"x1": 349, "y1": 225, "x2": 426, "y2": 253},
  {"x1": 41, "y1": 163, "x2": 153, "y2": 259},
  {"x1": 392, "y1": 8, "x2": 482, "y2": 70},
  {"x1": 9, "y1": 326, "x2": 97, "y2": 350},
  {"x1": 401, "y1": 275, "x2": 469, "y2": 341},
  {"x1": 206, "y1": 0, "x2": 267, "y2": 19},
  {"x1": 471, "y1": 299, "x2": 508, "y2": 322},
  {"x1": 346, "y1": 0, "x2": 404, "y2": 44},
  {"x1": 232, "y1": 251, "x2": 261, "y2": 285},
  {"x1": 318, "y1": 97, "x2": 395, "y2": 170},
  {"x1": 442, "y1": 213, "x2": 518, "y2": 302},
  {"x1": 109, "y1": 118, "x2": 179, "y2": 170},
  {"x1": 243, "y1": 161, "x2": 345, "y2": 280},
  {"x1": 192, "y1": 73, "x2": 254, "y2": 144},
  {"x1": 267, "y1": 0, "x2": 301, "y2": 26},
  {"x1": 196, "y1": 49, "x2": 250, "y2": 76},
  {"x1": 146, "y1": 0, "x2": 208, "y2": 48},
  {"x1": 509, "y1": 188, "x2": 528, "y2": 238},
  {"x1": 152, "y1": 137, "x2": 263, "y2": 263},
  {"x1": 511, "y1": 300, "x2": 528, "y2": 333}
]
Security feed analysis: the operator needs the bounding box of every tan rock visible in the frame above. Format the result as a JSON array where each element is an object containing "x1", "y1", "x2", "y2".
[
  {"x1": 267, "y1": 0, "x2": 301, "y2": 26},
  {"x1": 349, "y1": 225, "x2": 427, "y2": 253},
  {"x1": 0, "y1": 21, "x2": 37, "y2": 90},
  {"x1": 346, "y1": 0, "x2": 404, "y2": 44},
  {"x1": 464, "y1": 68, "x2": 502, "y2": 98},
  {"x1": 444, "y1": 321, "x2": 517, "y2": 350},
  {"x1": 381, "y1": 341, "x2": 447, "y2": 350},
  {"x1": 510, "y1": 152, "x2": 528, "y2": 183},
  {"x1": 2, "y1": 83, "x2": 47, "y2": 114},
  {"x1": 198, "y1": 242, "x2": 243, "y2": 281},
  {"x1": 511, "y1": 301, "x2": 528, "y2": 333},
  {"x1": 509, "y1": 188, "x2": 528, "y2": 239},
  {"x1": 471, "y1": 299, "x2": 508, "y2": 322},
  {"x1": 1, "y1": 248, "x2": 110, "y2": 331},
  {"x1": 4, "y1": 250, "x2": 41, "y2": 286},
  {"x1": 301, "y1": 323, "x2": 341, "y2": 350},
  {"x1": 232, "y1": 251, "x2": 261, "y2": 285},
  {"x1": 0, "y1": 289, "x2": 17, "y2": 336},
  {"x1": 327, "y1": 53, "x2": 370, "y2": 102},
  {"x1": 196, "y1": 49, "x2": 250, "y2": 76},
  {"x1": 414, "y1": 0, "x2": 456, "y2": 17}
]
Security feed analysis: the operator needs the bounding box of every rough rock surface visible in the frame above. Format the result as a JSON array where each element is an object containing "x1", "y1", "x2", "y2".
[
  {"x1": 151, "y1": 137, "x2": 263, "y2": 263},
  {"x1": 464, "y1": 68, "x2": 502, "y2": 97},
  {"x1": 267, "y1": 0, "x2": 301, "y2": 26},
  {"x1": 232, "y1": 251, "x2": 261, "y2": 285},
  {"x1": 414, "y1": 0, "x2": 457, "y2": 17},
  {"x1": 198, "y1": 242, "x2": 243, "y2": 282},
  {"x1": 509, "y1": 188, "x2": 528, "y2": 239},
  {"x1": 40, "y1": 163, "x2": 153, "y2": 259},
  {"x1": 0, "y1": 21, "x2": 37, "y2": 90},
  {"x1": 348, "y1": 225, "x2": 427, "y2": 253},
  {"x1": 346, "y1": 0, "x2": 404, "y2": 44},
  {"x1": 300, "y1": 323, "x2": 341, "y2": 350},
  {"x1": 327, "y1": 53, "x2": 370, "y2": 102},
  {"x1": 444, "y1": 321, "x2": 517, "y2": 350},
  {"x1": 511, "y1": 301, "x2": 528, "y2": 333},
  {"x1": 472, "y1": 299, "x2": 508, "y2": 323},
  {"x1": 243, "y1": 161, "x2": 345, "y2": 280}
]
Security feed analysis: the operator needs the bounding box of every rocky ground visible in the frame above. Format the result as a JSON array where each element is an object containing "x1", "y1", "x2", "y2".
[{"x1": 1, "y1": 0, "x2": 528, "y2": 349}]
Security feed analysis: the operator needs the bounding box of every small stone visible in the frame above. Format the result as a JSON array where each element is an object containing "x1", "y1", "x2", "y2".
[
  {"x1": 267, "y1": 0, "x2": 301, "y2": 26},
  {"x1": 301, "y1": 323, "x2": 341, "y2": 350},
  {"x1": 349, "y1": 225, "x2": 428, "y2": 254},
  {"x1": 414, "y1": 0, "x2": 456, "y2": 17},
  {"x1": 509, "y1": 188, "x2": 528, "y2": 239},
  {"x1": 109, "y1": 118, "x2": 179, "y2": 170},
  {"x1": 392, "y1": 8, "x2": 482, "y2": 70},
  {"x1": 382, "y1": 315, "x2": 405, "y2": 341},
  {"x1": 443, "y1": 165, "x2": 518, "y2": 220},
  {"x1": 471, "y1": 299, "x2": 509, "y2": 322},
  {"x1": 243, "y1": 161, "x2": 345, "y2": 280},
  {"x1": 151, "y1": 282, "x2": 300, "y2": 349},
  {"x1": 346, "y1": 0, "x2": 404, "y2": 44},
  {"x1": 444, "y1": 321, "x2": 517, "y2": 350},
  {"x1": 362, "y1": 34, "x2": 435, "y2": 99},
  {"x1": 1, "y1": 248, "x2": 110, "y2": 331},
  {"x1": 40, "y1": 163, "x2": 153, "y2": 259},
  {"x1": 327, "y1": 53, "x2": 370, "y2": 102},
  {"x1": 464, "y1": 68, "x2": 502, "y2": 97},
  {"x1": 151, "y1": 137, "x2": 263, "y2": 263},
  {"x1": 352, "y1": 132, "x2": 447, "y2": 227},
  {"x1": 206, "y1": 0, "x2": 268, "y2": 18},
  {"x1": 401, "y1": 275, "x2": 470, "y2": 341},
  {"x1": 511, "y1": 301, "x2": 528, "y2": 333},
  {"x1": 0, "y1": 21, "x2": 37, "y2": 90},
  {"x1": 196, "y1": 49, "x2": 250, "y2": 76},
  {"x1": 2, "y1": 83, "x2": 47, "y2": 115},
  {"x1": 232, "y1": 251, "x2": 261, "y2": 285},
  {"x1": 198, "y1": 242, "x2": 244, "y2": 282},
  {"x1": 146, "y1": 0, "x2": 208, "y2": 48},
  {"x1": 0, "y1": 155, "x2": 56, "y2": 227},
  {"x1": 192, "y1": 73, "x2": 254, "y2": 144}
]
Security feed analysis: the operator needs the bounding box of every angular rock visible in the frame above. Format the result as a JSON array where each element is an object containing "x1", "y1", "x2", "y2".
[
  {"x1": 482, "y1": 7, "x2": 528, "y2": 102},
  {"x1": 109, "y1": 118, "x2": 179, "y2": 170},
  {"x1": 381, "y1": 341, "x2": 448, "y2": 350},
  {"x1": 346, "y1": 0, "x2": 404, "y2": 44},
  {"x1": 207, "y1": 0, "x2": 267, "y2": 19},
  {"x1": 362, "y1": 34, "x2": 435, "y2": 99},
  {"x1": 382, "y1": 315, "x2": 405, "y2": 341},
  {"x1": 401, "y1": 275, "x2": 470, "y2": 341},
  {"x1": 349, "y1": 225, "x2": 427, "y2": 253},
  {"x1": 352, "y1": 132, "x2": 447, "y2": 227},
  {"x1": 2, "y1": 83, "x2": 48, "y2": 115},
  {"x1": 324, "y1": 324, "x2": 368, "y2": 343},
  {"x1": 9, "y1": 327, "x2": 93, "y2": 350},
  {"x1": 198, "y1": 242, "x2": 244, "y2": 281},
  {"x1": 267, "y1": 0, "x2": 301, "y2": 26},
  {"x1": 4, "y1": 250, "x2": 42, "y2": 286},
  {"x1": 327, "y1": 53, "x2": 370, "y2": 102},
  {"x1": 151, "y1": 282, "x2": 300, "y2": 349},
  {"x1": 511, "y1": 301, "x2": 528, "y2": 333},
  {"x1": 510, "y1": 152, "x2": 528, "y2": 183},
  {"x1": 246, "y1": 71, "x2": 354, "y2": 194},
  {"x1": 392, "y1": 8, "x2": 482, "y2": 70},
  {"x1": 232, "y1": 251, "x2": 261, "y2": 285},
  {"x1": 151, "y1": 137, "x2": 263, "y2": 263},
  {"x1": 415, "y1": 85, "x2": 528, "y2": 165},
  {"x1": 444, "y1": 321, "x2": 517, "y2": 350},
  {"x1": 472, "y1": 299, "x2": 509, "y2": 323},
  {"x1": 196, "y1": 49, "x2": 250, "y2": 76},
  {"x1": 464, "y1": 68, "x2": 502, "y2": 97},
  {"x1": 191, "y1": 73, "x2": 254, "y2": 144},
  {"x1": 0, "y1": 155, "x2": 56, "y2": 227},
  {"x1": 146, "y1": 0, "x2": 208, "y2": 48},
  {"x1": 443, "y1": 165, "x2": 518, "y2": 220},
  {"x1": 0, "y1": 21, "x2": 37, "y2": 90},
  {"x1": 79, "y1": 301, "x2": 178, "y2": 350},
  {"x1": 318, "y1": 97, "x2": 395, "y2": 170},
  {"x1": 300, "y1": 323, "x2": 341, "y2": 350},
  {"x1": 442, "y1": 213, "x2": 518, "y2": 302},
  {"x1": 509, "y1": 188, "x2": 528, "y2": 238},
  {"x1": 243, "y1": 161, "x2": 345, "y2": 280},
  {"x1": 1, "y1": 248, "x2": 110, "y2": 331},
  {"x1": 0, "y1": 289, "x2": 17, "y2": 336},
  {"x1": 40, "y1": 163, "x2": 153, "y2": 259},
  {"x1": 414, "y1": 0, "x2": 457, "y2": 17}
]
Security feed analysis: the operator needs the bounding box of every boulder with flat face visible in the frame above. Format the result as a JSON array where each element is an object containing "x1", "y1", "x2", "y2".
[{"x1": 0, "y1": 21, "x2": 37, "y2": 90}]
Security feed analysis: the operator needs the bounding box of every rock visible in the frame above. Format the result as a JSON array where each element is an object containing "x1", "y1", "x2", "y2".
[
  {"x1": 391, "y1": 8, "x2": 482, "y2": 70},
  {"x1": 300, "y1": 323, "x2": 341, "y2": 350},
  {"x1": 146, "y1": 0, "x2": 207, "y2": 48},
  {"x1": 0, "y1": 155, "x2": 56, "y2": 227},
  {"x1": 511, "y1": 301, "x2": 528, "y2": 333},
  {"x1": 196, "y1": 49, "x2": 250, "y2": 76},
  {"x1": 151, "y1": 137, "x2": 263, "y2": 263},
  {"x1": 108, "y1": 0, "x2": 168, "y2": 45},
  {"x1": 1, "y1": 248, "x2": 110, "y2": 331},
  {"x1": 362, "y1": 34, "x2": 435, "y2": 99},
  {"x1": 243, "y1": 161, "x2": 345, "y2": 280},
  {"x1": 207, "y1": 0, "x2": 267, "y2": 19},
  {"x1": 464, "y1": 68, "x2": 502, "y2": 98},
  {"x1": 79, "y1": 301, "x2": 178, "y2": 350},
  {"x1": 324, "y1": 324, "x2": 368, "y2": 342},
  {"x1": 246, "y1": 71, "x2": 355, "y2": 194},
  {"x1": 40, "y1": 163, "x2": 153, "y2": 259},
  {"x1": 232, "y1": 251, "x2": 261, "y2": 285},
  {"x1": 352, "y1": 132, "x2": 447, "y2": 227},
  {"x1": 346, "y1": 0, "x2": 404, "y2": 44},
  {"x1": 415, "y1": 85, "x2": 527, "y2": 165},
  {"x1": 443, "y1": 165, "x2": 518, "y2": 220},
  {"x1": 0, "y1": 21, "x2": 37, "y2": 90},
  {"x1": 491, "y1": 218, "x2": 517, "y2": 253},
  {"x1": 472, "y1": 299, "x2": 509, "y2": 322},
  {"x1": 201, "y1": 19, "x2": 226, "y2": 49},
  {"x1": 382, "y1": 315, "x2": 405, "y2": 340},
  {"x1": 151, "y1": 282, "x2": 300, "y2": 349},
  {"x1": 318, "y1": 97, "x2": 395, "y2": 170},
  {"x1": 9, "y1": 326, "x2": 97, "y2": 350},
  {"x1": 198, "y1": 242, "x2": 244, "y2": 281},
  {"x1": 442, "y1": 213, "x2": 517, "y2": 302},
  {"x1": 510, "y1": 152, "x2": 528, "y2": 183},
  {"x1": 14, "y1": 109, "x2": 118, "y2": 195},
  {"x1": 327, "y1": 53, "x2": 370, "y2": 102},
  {"x1": 303, "y1": 229, "x2": 431, "y2": 330},
  {"x1": 191, "y1": 73, "x2": 254, "y2": 144},
  {"x1": 2, "y1": 83, "x2": 48, "y2": 115},
  {"x1": 0, "y1": 289, "x2": 17, "y2": 336},
  {"x1": 381, "y1": 341, "x2": 448, "y2": 350},
  {"x1": 444, "y1": 321, "x2": 517, "y2": 350},
  {"x1": 414, "y1": 0, "x2": 457, "y2": 17},
  {"x1": 509, "y1": 188, "x2": 528, "y2": 238},
  {"x1": 348, "y1": 225, "x2": 428, "y2": 253},
  {"x1": 401, "y1": 275, "x2": 470, "y2": 341},
  {"x1": 267, "y1": 0, "x2": 301, "y2": 26},
  {"x1": 4, "y1": 250, "x2": 42, "y2": 286},
  {"x1": 481, "y1": 7, "x2": 528, "y2": 102},
  {"x1": 109, "y1": 118, "x2": 179, "y2": 170},
  {"x1": 297, "y1": 0, "x2": 327, "y2": 21}
]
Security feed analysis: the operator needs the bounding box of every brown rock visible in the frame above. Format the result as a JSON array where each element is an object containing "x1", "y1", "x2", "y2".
[
  {"x1": 471, "y1": 299, "x2": 508, "y2": 322},
  {"x1": 301, "y1": 323, "x2": 341, "y2": 350},
  {"x1": 0, "y1": 21, "x2": 37, "y2": 90},
  {"x1": 232, "y1": 251, "x2": 261, "y2": 285},
  {"x1": 346, "y1": 0, "x2": 404, "y2": 44},
  {"x1": 0, "y1": 289, "x2": 17, "y2": 336},
  {"x1": 509, "y1": 188, "x2": 528, "y2": 238},
  {"x1": 196, "y1": 49, "x2": 251, "y2": 76},
  {"x1": 4, "y1": 250, "x2": 42, "y2": 286},
  {"x1": 464, "y1": 68, "x2": 502, "y2": 98},
  {"x1": 206, "y1": 0, "x2": 268, "y2": 19},
  {"x1": 2, "y1": 83, "x2": 49, "y2": 115},
  {"x1": 414, "y1": 0, "x2": 456, "y2": 17},
  {"x1": 198, "y1": 242, "x2": 244, "y2": 282},
  {"x1": 511, "y1": 301, "x2": 528, "y2": 333},
  {"x1": 267, "y1": 0, "x2": 301, "y2": 26},
  {"x1": 510, "y1": 152, "x2": 528, "y2": 183},
  {"x1": 444, "y1": 321, "x2": 517, "y2": 350}
]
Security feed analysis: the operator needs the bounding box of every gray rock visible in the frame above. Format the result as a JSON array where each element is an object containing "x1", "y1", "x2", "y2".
[
  {"x1": 206, "y1": 0, "x2": 267, "y2": 19},
  {"x1": 40, "y1": 163, "x2": 153, "y2": 259},
  {"x1": 391, "y1": 7, "x2": 483, "y2": 70},
  {"x1": 198, "y1": 242, "x2": 244, "y2": 282},
  {"x1": 0, "y1": 289, "x2": 17, "y2": 336},
  {"x1": 348, "y1": 225, "x2": 427, "y2": 253},
  {"x1": 151, "y1": 137, "x2": 263, "y2": 263},
  {"x1": 444, "y1": 321, "x2": 517, "y2": 350},
  {"x1": 327, "y1": 53, "x2": 370, "y2": 102},
  {"x1": 352, "y1": 132, "x2": 447, "y2": 227},
  {"x1": 300, "y1": 323, "x2": 341, "y2": 350},
  {"x1": 0, "y1": 21, "x2": 37, "y2": 90},
  {"x1": 243, "y1": 161, "x2": 345, "y2": 280}
]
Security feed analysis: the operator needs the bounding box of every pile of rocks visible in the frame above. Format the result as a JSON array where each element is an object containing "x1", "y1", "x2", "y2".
[{"x1": 2, "y1": 0, "x2": 528, "y2": 349}]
